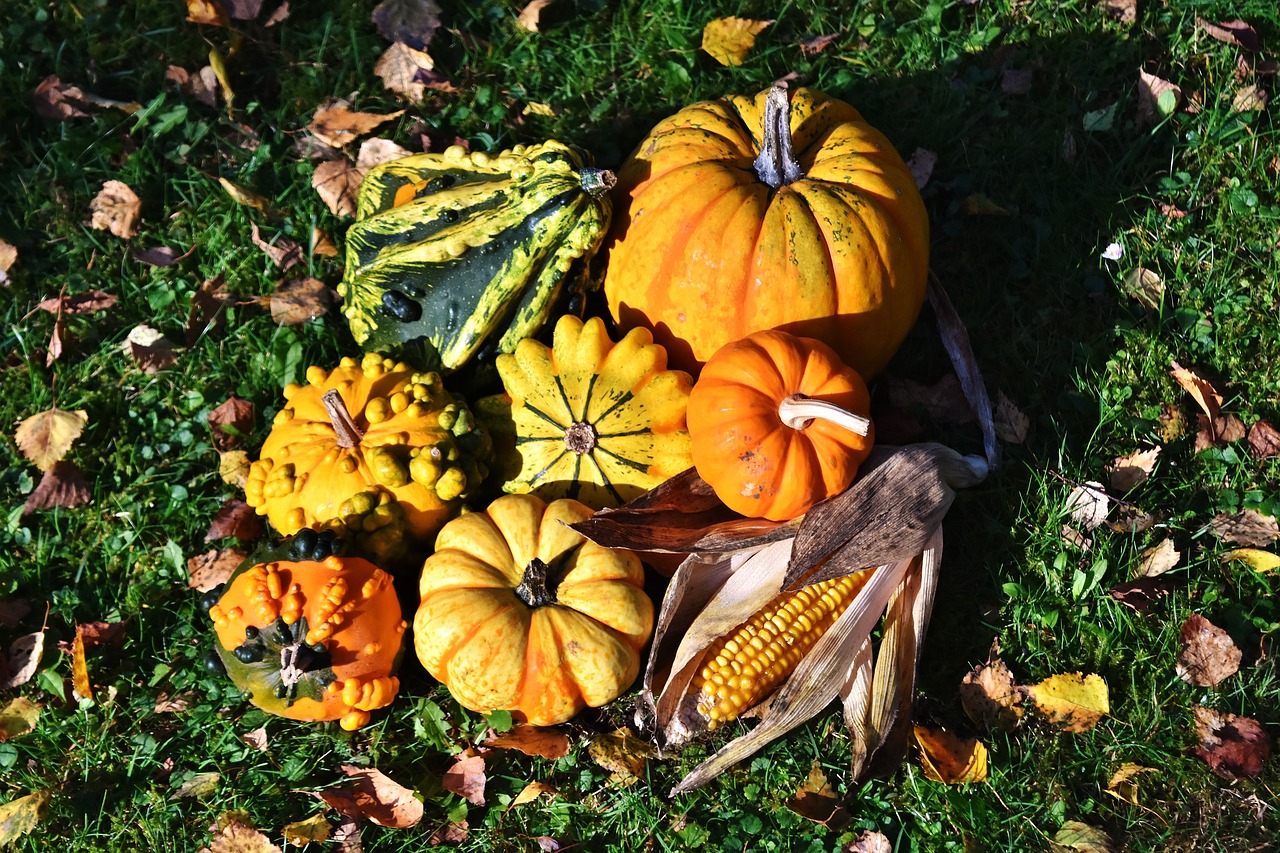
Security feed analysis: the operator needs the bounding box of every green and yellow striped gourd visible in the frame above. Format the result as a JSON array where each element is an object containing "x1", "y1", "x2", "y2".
[{"x1": 339, "y1": 141, "x2": 615, "y2": 371}]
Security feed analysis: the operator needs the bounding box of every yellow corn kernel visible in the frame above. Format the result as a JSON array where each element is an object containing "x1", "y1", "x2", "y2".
[{"x1": 689, "y1": 570, "x2": 873, "y2": 730}]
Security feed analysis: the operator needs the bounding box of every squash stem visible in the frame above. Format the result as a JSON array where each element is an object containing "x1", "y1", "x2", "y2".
[
  {"x1": 777, "y1": 393, "x2": 871, "y2": 436},
  {"x1": 322, "y1": 389, "x2": 365, "y2": 449},
  {"x1": 753, "y1": 83, "x2": 802, "y2": 189},
  {"x1": 514, "y1": 558, "x2": 559, "y2": 609},
  {"x1": 580, "y1": 167, "x2": 617, "y2": 198}
]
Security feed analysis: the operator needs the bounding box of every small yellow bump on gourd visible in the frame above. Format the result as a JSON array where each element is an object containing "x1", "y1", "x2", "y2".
[
  {"x1": 444, "y1": 145, "x2": 466, "y2": 161},
  {"x1": 322, "y1": 555, "x2": 344, "y2": 572},
  {"x1": 437, "y1": 405, "x2": 458, "y2": 431},
  {"x1": 226, "y1": 606, "x2": 243, "y2": 621},
  {"x1": 272, "y1": 408, "x2": 293, "y2": 425},
  {"x1": 411, "y1": 383, "x2": 430, "y2": 402},
  {"x1": 397, "y1": 619, "x2": 408, "y2": 632},
  {"x1": 339, "y1": 356, "x2": 358, "y2": 369},
  {"x1": 326, "y1": 578, "x2": 348, "y2": 605},
  {"x1": 471, "y1": 151, "x2": 491, "y2": 167},
  {"x1": 283, "y1": 382, "x2": 303, "y2": 400},
  {"x1": 389, "y1": 391, "x2": 409, "y2": 414},
  {"x1": 434, "y1": 466, "x2": 467, "y2": 501},
  {"x1": 410, "y1": 455, "x2": 442, "y2": 487},
  {"x1": 305, "y1": 622, "x2": 333, "y2": 646},
  {"x1": 308, "y1": 363, "x2": 330, "y2": 384},
  {"x1": 360, "y1": 575, "x2": 384, "y2": 600},
  {"x1": 365, "y1": 396, "x2": 391, "y2": 424},
  {"x1": 361, "y1": 641, "x2": 381, "y2": 656},
  {"x1": 286, "y1": 507, "x2": 307, "y2": 531},
  {"x1": 256, "y1": 601, "x2": 280, "y2": 623},
  {"x1": 405, "y1": 402, "x2": 426, "y2": 419},
  {"x1": 208, "y1": 605, "x2": 226, "y2": 625},
  {"x1": 446, "y1": 241, "x2": 467, "y2": 258},
  {"x1": 326, "y1": 681, "x2": 341, "y2": 694},
  {"x1": 362, "y1": 504, "x2": 397, "y2": 532},
  {"x1": 339, "y1": 455, "x2": 358, "y2": 474},
  {"x1": 340, "y1": 710, "x2": 370, "y2": 731},
  {"x1": 280, "y1": 590, "x2": 304, "y2": 623}
]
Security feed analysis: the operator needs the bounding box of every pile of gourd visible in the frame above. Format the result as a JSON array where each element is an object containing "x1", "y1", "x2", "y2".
[{"x1": 202, "y1": 83, "x2": 929, "y2": 734}]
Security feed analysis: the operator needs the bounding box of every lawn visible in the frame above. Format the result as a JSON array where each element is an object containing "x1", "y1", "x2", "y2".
[{"x1": 1, "y1": 0, "x2": 1278, "y2": 850}]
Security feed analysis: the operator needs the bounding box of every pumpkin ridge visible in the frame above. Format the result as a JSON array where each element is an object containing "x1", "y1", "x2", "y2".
[
  {"x1": 577, "y1": 451, "x2": 628, "y2": 506},
  {"x1": 801, "y1": 182, "x2": 896, "y2": 317}
]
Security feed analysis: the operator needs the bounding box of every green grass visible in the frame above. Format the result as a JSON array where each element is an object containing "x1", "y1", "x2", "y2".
[{"x1": 2, "y1": 0, "x2": 1279, "y2": 850}]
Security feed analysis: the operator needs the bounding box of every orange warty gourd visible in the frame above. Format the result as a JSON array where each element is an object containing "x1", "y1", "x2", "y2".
[
  {"x1": 603, "y1": 83, "x2": 929, "y2": 378},
  {"x1": 687, "y1": 329, "x2": 874, "y2": 521},
  {"x1": 413, "y1": 494, "x2": 654, "y2": 726}
]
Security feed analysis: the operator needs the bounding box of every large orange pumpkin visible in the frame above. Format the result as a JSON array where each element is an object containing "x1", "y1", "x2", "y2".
[{"x1": 603, "y1": 83, "x2": 929, "y2": 378}]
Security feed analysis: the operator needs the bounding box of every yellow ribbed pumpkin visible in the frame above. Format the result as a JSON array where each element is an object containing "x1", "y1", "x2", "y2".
[{"x1": 603, "y1": 83, "x2": 929, "y2": 378}]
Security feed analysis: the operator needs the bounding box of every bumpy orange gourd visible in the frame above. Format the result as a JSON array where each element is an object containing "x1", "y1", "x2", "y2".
[
  {"x1": 687, "y1": 329, "x2": 874, "y2": 521},
  {"x1": 413, "y1": 494, "x2": 654, "y2": 726},
  {"x1": 207, "y1": 551, "x2": 406, "y2": 730},
  {"x1": 603, "y1": 83, "x2": 929, "y2": 378},
  {"x1": 244, "y1": 353, "x2": 490, "y2": 565}
]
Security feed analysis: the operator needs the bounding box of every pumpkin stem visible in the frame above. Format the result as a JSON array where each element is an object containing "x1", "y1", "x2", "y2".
[
  {"x1": 580, "y1": 167, "x2": 617, "y2": 198},
  {"x1": 514, "y1": 557, "x2": 559, "y2": 609},
  {"x1": 753, "y1": 83, "x2": 803, "y2": 189},
  {"x1": 322, "y1": 389, "x2": 365, "y2": 449},
  {"x1": 564, "y1": 421, "x2": 598, "y2": 455},
  {"x1": 777, "y1": 393, "x2": 871, "y2": 436}
]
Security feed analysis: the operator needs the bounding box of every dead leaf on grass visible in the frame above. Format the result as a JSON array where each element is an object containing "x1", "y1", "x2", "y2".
[
  {"x1": 1026, "y1": 672, "x2": 1109, "y2": 732},
  {"x1": 1105, "y1": 762, "x2": 1157, "y2": 806},
  {"x1": 1195, "y1": 413, "x2": 1246, "y2": 452},
  {"x1": 845, "y1": 830, "x2": 893, "y2": 853},
  {"x1": 187, "y1": 274, "x2": 232, "y2": 345},
  {"x1": 905, "y1": 147, "x2": 937, "y2": 190},
  {"x1": 374, "y1": 42, "x2": 436, "y2": 103},
  {"x1": 1050, "y1": 820, "x2": 1115, "y2": 853},
  {"x1": 171, "y1": 771, "x2": 221, "y2": 800},
  {"x1": 587, "y1": 728, "x2": 653, "y2": 786},
  {"x1": 1169, "y1": 361, "x2": 1222, "y2": 422},
  {"x1": 959, "y1": 657, "x2": 1024, "y2": 732},
  {"x1": 483, "y1": 725, "x2": 571, "y2": 759},
  {"x1": 187, "y1": 547, "x2": 249, "y2": 591},
  {"x1": 1135, "y1": 537, "x2": 1179, "y2": 578},
  {"x1": 1198, "y1": 18, "x2": 1261, "y2": 52},
  {"x1": 1191, "y1": 705, "x2": 1271, "y2": 779},
  {"x1": 992, "y1": 390, "x2": 1029, "y2": 444},
  {"x1": 154, "y1": 692, "x2": 194, "y2": 713},
  {"x1": 1101, "y1": 0, "x2": 1136, "y2": 25},
  {"x1": 23, "y1": 461, "x2": 91, "y2": 514},
  {"x1": 207, "y1": 396, "x2": 255, "y2": 451},
  {"x1": 1108, "y1": 575, "x2": 1179, "y2": 611},
  {"x1": 1222, "y1": 548, "x2": 1280, "y2": 574},
  {"x1": 313, "y1": 158, "x2": 364, "y2": 216},
  {"x1": 36, "y1": 289, "x2": 117, "y2": 315},
  {"x1": 33, "y1": 75, "x2": 93, "y2": 120},
  {"x1": 442, "y1": 752, "x2": 487, "y2": 806},
  {"x1": 311, "y1": 228, "x2": 339, "y2": 258},
  {"x1": 517, "y1": 0, "x2": 553, "y2": 32},
  {"x1": 205, "y1": 814, "x2": 281, "y2": 853},
  {"x1": 356, "y1": 138, "x2": 413, "y2": 172},
  {"x1": 205, "y1": 499, "x2": 263, "y2": 543},
  {"x1": 88, "y1": 180, "x2": 141, "y2": 239},
  {"x1": 218, "y1": 177, "x2": 271, "y2": 212},
  {"x1": 1065, "y1": 482, "x2": 1110, "y2": 530},
  {"x1": 131, "y1": 245, "x2": 190, "y2": 267},
  {"x1": 15, "y1": 408, "x2": 88, "y2": 472},
  {"x1": 123, "y1": 324, "x2": 180, "y2": 373},
  {"x1": 913, "y1": 724, "x2": 988, "y2": 784},
  {"x1": 0, "y1": 789, "x2": 52, "y2": 848},
  {"x1": 249, "y1": 223, "x2": 302, "y2": 270},
  {"x1": 281, "y1": 813, "x2": 329, "y2": 846},
  {"x1": 241, "y1": 726, "x2": 269, "y2": 752},
  {"x1": 371, "y1": 0, "x2": 443, "y2": 49},
  {"x1": 185, "y1": 0, "x2": 230, "y2": 26},
  {"x1": 219, "y1": 450, "x2": 252, "y2": 488},
  {"x1": 1176, "y1": 614, "x2": 1241, "y2": 687},
  {"x1": 308, "y1": 104, "x2": 404, "y2": 150},
  {"x1": 785, "y1": 761, "x2": 848, "y2": 827},
  {"x1": 0, "y1": 238, "x2": 15, "y2": 285},
  {"x1": 507, "y1": 781, "x2": 556, "y2": 809},
  {"x1": 70, "y1": 624, "x2": 92, "y2": 701},
  {"x1": 800, "y1": 33, "x2": 839, "y2": 56},
  {"x1": 268, "y1": 278, "x2": 335, "y2": 325},
  {"x1": 312, "y1": 764, "x2": 423, "y2": 829},
  {"x1": 0, "y1": 631, "x2": 45, "y2": 690},
  {"x1": 1108, "y1": 447, "x2": 1159, "y2": 492},
  {"x1": 701, "y1": 17, "x2": 773, "y2": 67},
  {"x1": 1208, "y1": 509, "x2": 1280, "y2": 546},
  {"x1": 1137, "y1": 70, "x2": 1181, "y2": 127},
  {"x1": 1231, "y1": 84, "x2": 1269, "y2": 112},
  {"x1": 1120, "y1": 266, "x2": 1164, "y2": 312},
  {"x1": 1247, "y1": 419, "x2": 1280, "y2": 459},
  {"x1": 0, "y1": 698, "x2": 40, "y2": 742}
]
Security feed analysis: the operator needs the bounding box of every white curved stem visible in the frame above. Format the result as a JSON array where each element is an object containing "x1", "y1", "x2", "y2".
[{"x1": 777, "y1": 394, "x2": 871, "y2": 436}]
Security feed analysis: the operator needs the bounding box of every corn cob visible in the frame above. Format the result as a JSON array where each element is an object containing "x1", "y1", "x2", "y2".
[{"x1": 690, "y1": 569, "x2": 874, "y2": 730}]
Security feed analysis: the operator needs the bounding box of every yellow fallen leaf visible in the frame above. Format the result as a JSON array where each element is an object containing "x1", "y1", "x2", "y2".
[
  {"x1": 507, "y1": 781, "x2": 557, "y2": 809},
  {"x1": 701, "y1": 16, "x2": 772, "y2": 67},
  {"x1": 912, "y1": 724, "x2": 988, "y2": 784},
  {"x1": 218, "y1": 177, "x2": 271, "y2": 212},
  {"x1": 1050, "y1": 820, "x2": 1115, "y2": 852},
  {"x1": 208, "y1": 47, "x2": 235, "y2": 113},
  {"x1": 14, "y1": 408, "x2": 88, "y2": 472},
  {"x1": 282, "y1": 813, "x2": 330, "y2": 846},
  {"x1": 587, "y1": 728, "x2": 653, "y2": 786},
  {"x1": 0, "y1": 790, "x2": 52, "y2": 847},
  {"x1": 1223, "y1": 548, "x2": 1280, "y2": 573},
  {"x1": 517, "y1": 0, "x2": 553, "y2": 32},
  {"x1": 0, "y1": 698, "x2": 40, "y2": 742},
  {"x1": 1027, "y1": 673, "x2": 1109, "y2": 732},
  {"x1": 218, "y1": 450, "x2": 251, "y2": 488},
  {"x1": 71, "y1": 625, "x2": 92, "y2": 702},
  {"x1": 522, "y1": 102, "x2": 555, "y2": 117},
  {"x1": 1105, "y1": 762, "x2": 1157, "y2": 806},
  {"x1": 185, "y1": 0, "x2": 228, "y2": 26}
]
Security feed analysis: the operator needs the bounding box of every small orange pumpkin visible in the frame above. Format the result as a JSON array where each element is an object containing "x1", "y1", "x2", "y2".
[{"x1": 687, "y1": 329, "x2": 874, "y2": 521}]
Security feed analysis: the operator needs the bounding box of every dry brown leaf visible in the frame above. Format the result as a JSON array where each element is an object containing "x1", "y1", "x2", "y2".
[
  {"x1": 1196, "y1": 413, "x2": 1247, "y2": 452},
  {"x1": 249, "y1": 223, "x2": 302, "y2": 271},
  {"x1": 785, "y1": 761, "x2": 848, "y2": 827},
  {"x1": 1065, "y1": 482, "x2": 1110, "y2": 531},
  {"x1": 0, "y1": 632, "x2": 45, "y2": 690},
  {"x1": 219, "y1": 450, "x2": 252, "y2": 489},
  {"x1": 1105, "y1": 762, "x2": 1157, "y2": 806},
  {"x1": 185, "y1": 0, "x2": 230, "y2": 25},
  {"x1": 37, "y1": 290, "x2": 117, "y2": 315},
  {"x1": 373, "y1": 42, "x2": 435, "y2": 103},
  {"x1": 154, "y1": 692, "x2": 194, "y2": 713},
  {"x1": 313, "y1": 158, "x2": 364, "y2": 216},
  {"x1": 1191, "y1": 705, "x2": 1271, "y2": 779},
  {"x1": 356, "y1": 138, "x2": 413, "y2": 172},
  {"x1": 701, "y1": 17, "x2": 772, "y2": 67},
  {"x1": 187, "y1": 547, "x2": 248, "y2": 592},
  {"x1": 587, "y1": 728, "x2": 654, "y2": 786},
  {"x1": 207, "y1": 396, "x2": 255, "y2": 451},
  {"x1": 131, "y1": 245, "x2": 189, "y2": 267},
  {"x1": 429, "y1": 821, "x2": 469, "y2": 845},
  {"x1": 887, "y1": 373, "x2": 974, "y2": 425},
  {"x1": 1135, "y1": 537, "x2": 1179, "y2": 578},
  {"x1": 1108, "y1": 447, "x2": 1159, "y2": 492},
  {"x1": 222, "y1": 0, "x2": 265, "y2": 19},
  {"x1": 308, "y1": 105, "x2": 405, "y2": 150},
  {"x1": 88, "y1": 180, "x2": 141, "y2": 239},
  {"x1": 1169, "y1": 361, "x2": 1222, "y2": 422},
  {"x1": 483, "y1": 725, "x2": 571, "y2": 759},
  {"x1": 187, "y1": 274, "x2": 232, "y2": 345},
  {"x1": 269, "y1": 278, "x2": 335, "y2": 326},
  {"x1": 442, "y1": 753, "x2": 486, "y2": 806},
  {"x1": 1050, "y1": 820, "x2": 1115, "y2": 853},
  {"x1": 241, "y1": 725, "x2": 269, "y2": 752},
  {"x1": 845, "y1": 830, "x2": 893, "y2": 853},
  {"x1": 371, "y1": 0, "x2": 442, "y2": 49},
  {"x1": 0, "y1": 790, "x2": 52, "y2": 848},
  {"x1": 1108, "y1": 575, "x2": 1179, "y2": 612},
  {"x1": 959, "y1": 657, "x2": 1024, "y2": 732},
  {"x1": 124, "y1": 324, "x2": 180, "y2": 373},
  {"x1": 1208, "y1": 509, "x2": 1280, "y2": 546},
  {"x1": 1231, "y1": 85, "x2": 1269, "y2": 112},
  {"x1": 33, "y1": 75, "x2": 92, "y2": 121},
  {"x1": 994, "y1": 390, "x2": 1029, "y2": 444},
  {"x1": 70, "y1": 625, "x2": 92, "y2": 701},
  {"x1": 311, "y1": 228, "x2": 339, "y2": 258},
  {"x1": 207, "y1": 815, "x2": 281, "y2": 853},
  {"x1": 912, "y1": 724, "x2": 988, "y2": 784},
  {"x1": 281, "y1": 813, "x2": 329, "y2": 846},
  {"x1": 14, "y1": 409, "x2": 88, "y2": 472},
  {"x1": 172, "y1": 771, "x2": 221, "y2": 800},
  {"x1": 1247, "y1": 419, "x2": 1280, "y2": 459},
  {"x1": 1026, "y1": 673, "x2": 1109, "y2": 732},
  {"x1": 0, "y1": 238, "x2": 17, "y2": 285},
  {"x1": 1198, "y1": 18, "x2": 1260, "y2": 51},
  {"x1": 1121, "y1": 266, "x2": 1164, "y2": 312},
  {"x1": 1137, "y1": 70, "x2": 1182, "y2": 127},
  {"x1": 312, "y1": 764, "x2": 424, "y2": 829},
  {"x1": 1159, "y1": 403, "x2": 1189, "y2": 442},
  {"x1": 1176, "y1": 614, "x2": 1241, "y2": 687},
  {"x1": 517, "y1": 0, "x2": 553, "y2": 31},
  {"x1": 0, "y1": 698, "x2": 40, "y2": 742},
  {"x1": 905, "y1": 147, "x2": 937, "y2": 191},
  {"x1": 263, "y1": 1, "x2": 290, "y2": 26},
  {"x1": 507, "y1": 781, "x2": 556, "y2": 809},
  {"x1": 800, "y1": 33, "x2": 839, "y2": 56},
  {"x1": 23, "y1": 461, "x2": 91, "y2": 514},
  {"x1": 1102, "y1": 0, "x2": 1136, "y2": 24},
  {"x1": 205, "y1": 499, "x2": 263, "y2": 543}
]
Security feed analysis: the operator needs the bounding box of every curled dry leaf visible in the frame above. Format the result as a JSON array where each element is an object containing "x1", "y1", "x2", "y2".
[
  {"x1": 37, "y1": 289, "x2": 117, "y2": 315},
  {"x1": 249, "y1": 223, "x2": 302, "y2": 271},
  {"x1": 313, "y1": 158, "x2": 364, "y2": 216},
  {"x1": 187, "y1": 275, "x2": 232, "y2": 345},
  {"x1": 517, "y1": 0, "x2": 552, "y2": 32},
  {"x1": 311, "y1": 228, "x2": 339, "y2": 258},
  {"x1": 355, "y1": 138, "x2": 413, "y2": 172},
  {"x1": 508, "y1": 781, "x2": 556, "y2": 809},
  {"x1": 1050, "y1": 821, "x2": 1115, "y2": 853},
  {"x1": 1197, "y1": 18, "x2": 1261, "y2": 52},
  {"x1": 1137, "y1": 70, "x2": 1182, "y2": 127},
  {"x1": 959, "y1": 657, "x2": 1024, "y2": 732},
  {"x1": 219, "y1": 177, "x2": 271, "y2": 212},
  {"x1": 240, "y1": 726, "x2": 268, "y2": 752},
  {"x1": 799, "y1": 33, "x2": 839, "y2": 56},
  {"x1": 700, "y1": 17, "x2": 773, "y2": 67},
  {"x1": 913, "y1": 724, "x2": 988, "y2": 784},
  {"x1": 483, "y1": 725, "x2": 571, "y2": 759},
  {"x1": 313, "y1": 764, "x2": 423, "y2": 829},
  {"x1": 88, "y1": 180, "x2": 141, "y2": 239},
  {"x1": 1105, "y1": 762, "x2": 1157, "y2": 806},
  {"x1": 123, "y1": 324, "x2": 180, "y2": 373},
  {"x1": 0, "y1": 631, "x2": 45, "y2": 690},
  {"x1": 23, "y1": 461, "x2": 91, "y2": 515},
  {"x1": 185, "y1": 0, "x2": 229, "y2": 26},
  {"x1": 218, "y1": 449, "x2": 252, "y2": 488},
  {"x1": 1169, "y1": 361, "x2": 1222, "y2": 422},
  {"x1": 1121, "y1": 267, "x2": 1164, "y2": 312},
  {"x1": 846, "y1": 831, "x2": 893, "y2": 853},
  {"x1": 307, "y1": 105, "x2": 404, "y2": 150},
  {"x1": 1247, "y1": 419, "x2": 1280, "y2": 459},
  {"x1": 1109, "y1": 575, "x2": 1179, "y2": 612},
  {"x1": 1102, "y1": 0, "x2": 1136, "y2": 24},
  {"x1": 70, "y1": 625, "x2": 92, "y2": 701},
  {"x1": 1108, "y1": 447, "x2": 1159, "y2": 493},
  {"x1": 14, "y1": 408, "x2": 88, "y2": 472},
  {"x1": 374, "y1": 42, "x2": 435, "y2": 103},
  {"x1": 186, "y1": 547, "x2": 249, "y2": 592},
  {"x1": 0, "y1": 698, "x2": 40, "y2": 742},
  {"x1": 206, "y1": 815, "x2": 282, "y2": 853},
  {"x1": 154, "y1": 692, "x2": 194, "y2": 713},
  {"x1": 1191, "y1": 705, "x2": 1270, "y2": 779},
  {"x1": 442, "y1": 753, "x2": 487, "y2": 806},
  {"x1": 131, "y1": 245, "x2": 188, "y2": 267},
  {"x1": 268, "y1": 278, "x2": 335, "y2": 326},
  {"x1": 1026, "y1": 673, "x2": 1109, "y2": 732},
  {"x1": 1195, "y1": 412, "x2": 1245, "y2": 452},
  {"x1": 1135, "y1": 537, "x2": 1179, "y2": 578},
  {"x1": 1208, "y1": 509, "x2": 1280, "y2": 547},
  {"x1": 1176, "y1": 614, "x2": 1241, "y2": 687},
  {"x1": 0, "y1": 238, "x2": 15, "y2": 285}
]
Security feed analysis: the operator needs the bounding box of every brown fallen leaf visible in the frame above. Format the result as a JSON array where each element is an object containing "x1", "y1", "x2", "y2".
[
  {"x1": 1050, "y1": 820, "x2": 1115, "y2": 853},
  {"x1": 187, "y1": 274, "x2": 232, "y2": 345},
  {"x1": 1026, "y1": 672, "x2": 1109, "y2": 732},
  {"x1": 1231, "y1": 84, "x2": 1269, "y2": 112},
  {"x1": 887, "y1": 373, "x2": 973, "y2": 425},
  {"x1": 587, "y1": 728, "x2": 653, "y2": 786},
  {"x1": 312, "y1": 764, "x2": 424, "y2": 829},
  {"x1": 1137, "y1": 70, "x2": 1182, "y2": 127},
  {"x1": 373, "y1": 42, "x2": 436, "y2": 103},
  {"x1": 186, "y1": 547, "x2": 249, "y2": 592},
  {"x1": 959, "y1": 657, "x2": 1024, "y2": 732},
  {"x1": 429, "y1": 821, "x2": 469, "y2": 845},
  {"x1": 131, "y1": 245, "x2": 189, "y2": 267},
  {"x1": 785, "y1": 761, "x2": 848, "y2": 827},
  {"x1": 154, "y1": 692, "x2": 194, "y2": 713},
  {"x1": 88, "y1": 180, "x2": 141, "y2": 239},
  {"x1": 311, "y1": 228, "x2": 339, "y2": 257},
  {"x1": 313, "y1": 158, "x2": 364, "y2": 216},
  {"x1": 1108, "y1": 447, "x2": 1159, "y2": 493},
  {"x1": 1247, "y1": 419, "x2": 1280, "y2": 459},
  {"x1": 263, "y1": 1, "x2": 290, "y2": 26},
  {"x1": 1198, "y1": 18, "x2": 1260, "y2": 52},
  {"x1": 33, "y1": 75, "x2": 93, "y2": 121},
  {"x1": 0, "y1": 789, "x2": 52, "y2": 848},
  {"x1": 14, "y1": 408, "x2": 88, "y2": 472},
  {"x1": 1176, "y1": 614, "x2": 1241, "y2": 687},
  {"x1": 241, "y1": 726, "x2": 269, "y2": 752},
  {"x1": 800, "y1": 33, "x2": 839, "y2": 56},
  {"x1": 0, "y1": 631, "x2": 45, "y2": 690},
  {"x1": 845, "y1": 830, "x2": 893, "y2": 853},
  {"x1": 483, "y1": 725, "x2": 571, "y2": 759},
  {"x1": 222, "y1": 0, "x2": 265, "y2": 20},
  {"x1": 205, "y1": 499, "x2": 263, "y2": 543},
  {"x1": 905, "y1": 148, "x2": 937, "y2": 191},
  {"x1": 0, "y1": 698, "x2": 40, "y2": 742},
  {"x1": 206, "y1": 814, "x2": 281, "y2": 853},
  {"x1": 268, "y1": 278, "x2": 335, "y2": 326},
  {"x1": 0, "y1": 238, "x2": 16, "y2": 285},
  {"x1": 1169, "y1": 361, "x2": 1223, "y2": 424},
  {"x1": 912, "y1": 724, "x2": 988, "y2": 784},
  {"x1": 281, "y1": 813, "x2": 329, "y2": 847},
  {"x1": 1065, "y1": 482, "x2": 1110, "y2": 531},
  {"x1": 331, "y1": 816, "x2": 361, "y2": 852},
  {"x1": 250, "y1": 223, "x2": 303, "y2": 271},
  {"x1": 1135, "y1": 537, "x2": 1180, "y2": 578},
  {"x1": 1208, "y1": 509, "x2": 1280, "y2": 547},
  {"x1": 1191, "y1": 705, "x2": 1271, "y2": 779},
  {"x1": 993, "y1": 391, "x2": 1029, "y2": 444},
  {"x1": 218, "y1": 450, "x2": 252, "y2": 489},
  {"x1": 517, "y1": 0, "x2": 553, "y2": 31},
  {"x1": 70, "y1": 625, "x2": 92, "y2": 701},
  {"x1": 308, "y1": 104, "x2": 405, "y2": 150},
  {"x1": 219, "y1": 177, "x2": 271, "y2": 212},
  {"x1": 371, "y1": 0, "x2": 442, "y2": 49},
  {"x1": 1109, "y1": 575, "x2": 1179, "y2": 612},
  {"x1": 1195, "y1": 413, "x2": 1246, "y2": 452},
  {"x1": 36, "y1": 289, "x2": 117, "y2": 315},
  {"x1": 701, "y1": 16, "x2": 772, "y2": 67},
  {"x1": 23, "y1": 461, "x2": 91, "y2": 514},
  {"x1": 356, "y1": 138, "x2": 413, "y2": 172},
  {"x1": 207, "y1": 395, "x2": 255, "y2": 451},
  {"x1": 1102, "y1": 0, "x2": 1135, "y2": 24},
  {"x1": 442, "y1": 752, "x2": 486, "y2": 806},
  {"x1": 185, "y1": 0, "x2": 230, "y2": 26}
]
